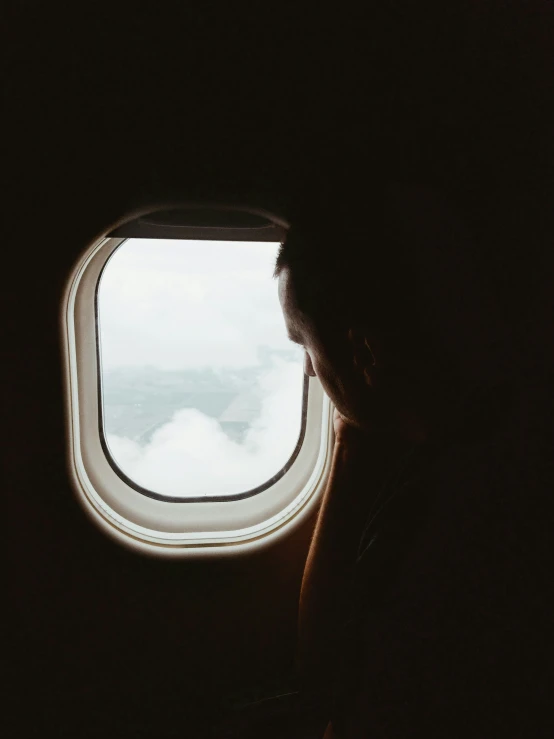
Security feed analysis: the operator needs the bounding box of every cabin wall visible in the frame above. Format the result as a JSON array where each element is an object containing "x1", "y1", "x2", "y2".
[{"x1": 5, "y1": 8, "x2": 319, "y2": 737}]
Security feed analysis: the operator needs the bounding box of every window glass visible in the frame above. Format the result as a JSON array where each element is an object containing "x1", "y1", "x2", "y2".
[{"x1": 97, "y1": 239, "x2": 305, "y2": 498}]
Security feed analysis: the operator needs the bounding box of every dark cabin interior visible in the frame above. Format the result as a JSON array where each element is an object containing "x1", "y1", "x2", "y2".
[{"x1": 5, "y1": 3, "x2": 553, "y2": 738}]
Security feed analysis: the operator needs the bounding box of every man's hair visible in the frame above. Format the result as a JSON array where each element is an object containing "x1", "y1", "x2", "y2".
[
  {"x1": 273, "y1": 176, "x2": 554, "y2": 381},
  {"x1": 273, "y1": 190, "x2": 424, "y2": 352}
]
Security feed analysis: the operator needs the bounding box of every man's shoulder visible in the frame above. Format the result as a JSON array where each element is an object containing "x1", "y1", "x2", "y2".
[{"x1": 333, "y1": 386, "x2": 554, "y2": 736}]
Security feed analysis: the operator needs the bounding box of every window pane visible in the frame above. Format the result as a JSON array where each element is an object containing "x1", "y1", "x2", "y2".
[{"x1": 97, "y1": 239, "x2": 305, "y2": 498}]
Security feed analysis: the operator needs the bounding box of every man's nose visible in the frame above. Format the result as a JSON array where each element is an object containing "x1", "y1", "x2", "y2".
[{"x1": 304, "y1": 351, "x2": 316, "y2": 377}]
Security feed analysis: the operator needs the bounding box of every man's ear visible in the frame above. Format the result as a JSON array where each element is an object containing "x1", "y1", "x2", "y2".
[{"x1": 347, "y1": 327, "x2": 378, "y2": 379}]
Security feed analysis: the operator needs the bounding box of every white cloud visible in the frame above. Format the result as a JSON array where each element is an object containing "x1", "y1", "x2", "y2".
[
  {"x1": 106, "y1": 360, "x2": 304, "y2": 497},
  {"x1": 98, "y1": 239, "x2": 290, "y2": 371},
  {"x1": 99, "y1": 239, "x2": 307, "y2": 497}
]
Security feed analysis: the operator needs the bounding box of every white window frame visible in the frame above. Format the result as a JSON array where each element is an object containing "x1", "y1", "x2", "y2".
[{"x1": 61, "y1": 209, "x2": 333, "y2": 558}]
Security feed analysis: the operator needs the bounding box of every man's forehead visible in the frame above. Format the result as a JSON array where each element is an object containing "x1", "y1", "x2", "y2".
[
  {"x1": 279, "y1": 264, "x2": 340, "y2": 324},
  {"x1": 278, "y1": 268, "x2": 307, "y2": 338},
  {"x1": 277, "y1": 267, "x2": 294, "y2": 309}
]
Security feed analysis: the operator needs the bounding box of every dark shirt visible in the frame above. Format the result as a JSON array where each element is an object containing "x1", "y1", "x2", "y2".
[{"x1": 331, "y1": 374, "x2": 554, "y2": 738}]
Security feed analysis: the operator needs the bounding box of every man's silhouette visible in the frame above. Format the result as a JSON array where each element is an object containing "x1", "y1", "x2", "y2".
[{"x1": 275, "y1": 176, "x2": 553, "y2": 737}]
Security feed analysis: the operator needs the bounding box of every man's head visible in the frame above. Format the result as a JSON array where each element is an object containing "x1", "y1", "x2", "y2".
[{"x1": 275, "y1": 184, "x2": 493, "y2": 441}]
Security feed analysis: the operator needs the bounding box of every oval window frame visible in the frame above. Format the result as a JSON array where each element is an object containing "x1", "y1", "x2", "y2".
[{"x1": 61, "y1": 206, "x2": 333, "y2": 557}]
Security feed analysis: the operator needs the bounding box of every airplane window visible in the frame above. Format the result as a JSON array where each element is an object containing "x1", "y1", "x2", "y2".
[{"x1": 97, "y1": 238, "x2": 306, "y2": 499}]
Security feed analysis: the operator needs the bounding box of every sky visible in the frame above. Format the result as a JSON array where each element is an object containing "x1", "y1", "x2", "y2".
[
  {"x1": 98, "y1": 239, "x2": 305, "y2": 497},
  {"x1": 98, "y1": 239, "x2": 295, "y2": 371}
]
